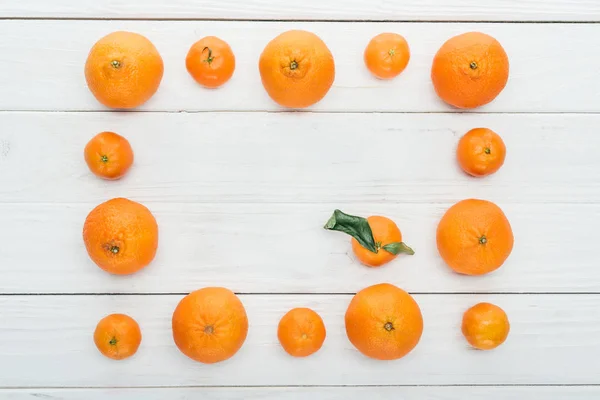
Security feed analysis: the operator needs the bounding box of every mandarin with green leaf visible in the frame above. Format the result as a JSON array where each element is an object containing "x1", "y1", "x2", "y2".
[{"x1": 324, "y1": 210, "x2": 414, "y2": 267}]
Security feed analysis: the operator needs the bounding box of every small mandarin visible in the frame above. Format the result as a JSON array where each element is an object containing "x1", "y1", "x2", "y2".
[
  {"x1": 364, "y1": 33, "x2": 410, "y2": 79},
  {"x1": 84, "y1": 131, "x2": 134, "y2": 180},
  {"x1": 457, "y1": 128, "x2": 506, "y2": 177},
  {"x1": 278, "y1": 308, "x2": 326, "y2": 357},
  {"x1": 325, "y1": 210, "x2": 414, "y2": 268},
  {"x1": 345, "y1": 283, "x2": 423, "y2": 360},
  {"x1": 186, "y1": 36, "x2": 235, "y2": 88},
  {"x1": 85, "y1": 31, "x2": 164, "y2": 109},
  {"x1": 83, "y1": 198, "x2": 158, "y2": 275},
  {"x1": 94, "y1": 313, "x2": 142, "y2": 360},
  {"x1": 462, "y1": 302, "x2": 510, "y2": 350}
]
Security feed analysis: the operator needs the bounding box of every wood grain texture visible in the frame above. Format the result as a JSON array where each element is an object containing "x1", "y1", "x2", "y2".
[
  {"x1": 0, "y1": 202, "x2": 598, "y2": 294},
  {"x1": 1, "y1": 112, "x2": 598, "y2": 204},
  {"x1": 1, "y1": 294, "x2": 599, "y2": 387},
  {"x1": 0, "y1": 1, "x2": 597, "y2": 393},
  {"x1": 1, "y1": 21, "x2": 599, "y2": 112},
  {"x1": 2, "y1": 387, "x2": 600, "y2": 399},
  {"x1": 2, "y1": 0, "x2": 599, "y2": 21}
]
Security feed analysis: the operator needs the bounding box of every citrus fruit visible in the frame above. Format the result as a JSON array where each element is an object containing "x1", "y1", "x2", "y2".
[
  {"x1": 345, "y1": 283, "x2": 423, "y2": 360},
  {"x1": 94, "y1": 313, "x2": 142, "y2": 360},
  {"x1": 462, "y1": 302, "x2": 510, "y2": 350},
  {"x1": 278, "y1": 308, "x2": 326, "y2": 357},
  {"x1": 259, "y1": 30, "x2": 335, "y2": 108},
  {"x1": 431, "y1": 32, "x2": 509, "y2": 109},
  {"x1": 186, "y1": 36, "x2": 235, "y2": 88},
  {"x1": 364, "y1": 33, "x2": 410, "y2": 79},
  {"x1": 85, "y1": 31, "x2": 164, "y2": 109},
  {"x1": 437, "y1": 199, "x2": 513, "y2": 275},
  {"x1": 324, "y1": 209, "x2": 414, "y2": 267},
  {"x1": 457, "y1": 128, "x2": 506, "y2": 177},
  {"x1": 172, "y1": 287, "x2": 248, "y2": 364},
  {"x1": 84, "y1": 131, "x2": 134, "y2": 180},
  {"x1": 83, "y1": 198, "x2": 158, "y2": 275}
]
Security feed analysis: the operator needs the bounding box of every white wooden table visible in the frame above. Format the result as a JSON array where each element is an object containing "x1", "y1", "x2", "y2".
[{"x1": 1, "y1": 1, "x2": 600, "y2": 399}]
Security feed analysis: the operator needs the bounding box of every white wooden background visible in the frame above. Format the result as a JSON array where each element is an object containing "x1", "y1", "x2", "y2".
[{"x1": 1, "y1": 1, "x2": 600, "y2": 399}]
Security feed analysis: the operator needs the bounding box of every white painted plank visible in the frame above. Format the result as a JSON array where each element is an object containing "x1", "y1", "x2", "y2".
[
  {"x1": 2, "y1": 387, "x2": 600, "y2": 400},
  {"x1": 2, "y1": 0, "x2": 599, "y2": 21},
  {"x1": 0, "y1": 202, "x2": 597, "y2": 293},
  {"x1": 1, "y1": 294, "x2": 599, "y2": 386},
  {"x1": 1, "y1": 112, "x2": 598, "y2": 204},
  {"x1": 0, "y1": 21, "x2": 599, "y2": 112}
]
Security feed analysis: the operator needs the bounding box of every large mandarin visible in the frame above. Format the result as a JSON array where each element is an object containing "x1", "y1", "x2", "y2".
[
  {"x1": 172, "y1": 287, "x2": 249, "y2": 364},
  {"x1": 83, "y1": 198, "x2": 158, "y2": 275},
  {"x1": 259, "y1": 30, "x2": 335, "y2": 108},
  {"x1": 431, "y1": 32, "x2": 509, "y2": 109},
  {"x1": 85, "y1": 31, "x2": 164, "y2": 109},
  {"x1": 437, "y1": 199, "x2": 513, "y2": 275},
  {"x1": 345, "y1": 283, "x2": 423, "y2": 360}
]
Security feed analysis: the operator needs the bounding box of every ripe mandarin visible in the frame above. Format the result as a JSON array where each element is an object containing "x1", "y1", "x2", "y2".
[
  {"x1": 259, "y1": 30, "x2": 335, "y2": 108},
  {"x1": 457, "y1": 128, "x2": 506, "y2": 177},
  {"x1": 431, "y1": 32, "x2": 509, "y2": 109},
  {"x1": 278, "y1": 308, "x2": 326, "y2": 357},
  {"x1": 345, "y1": 283, "x2": 423, "y2": 360},
  {"x1": 85, "y1": 31, "x2": 164, "y2": 109},
  {"x1": 172, "y1": 287, "x2": 249, "y2": 364},
  {"x1": 84, "y1": 131, "x2": 134, "y2": 180},
  {"x1": 437, "y1": 199, "x2": 513, "y2": 275},
  {"x1": 83, "y1": 198, "x2": 158, "y2": 275},
  {"x1": 462, "y1": 302, "x2": 510, "y2": 350},
  {"x1": 94, "y1": 313, "x2": 142, "y2": 360},
  {"x1": 364, "y1": 33, "x2": 410, "y2": 79}
]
